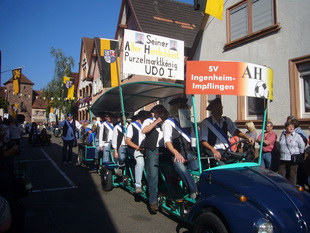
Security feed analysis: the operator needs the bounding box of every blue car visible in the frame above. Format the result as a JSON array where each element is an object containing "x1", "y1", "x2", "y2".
[{"x1": 190, "y1": 163, "x2": 310, "y2": 232}]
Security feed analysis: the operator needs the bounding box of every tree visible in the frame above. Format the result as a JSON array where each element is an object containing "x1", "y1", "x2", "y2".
[
  {"x1": 0, "y1": 96, "x2": 8, "y2": 110},
  {"x1": 43, "y1": 48, "x2": 75, "y2": 120}
]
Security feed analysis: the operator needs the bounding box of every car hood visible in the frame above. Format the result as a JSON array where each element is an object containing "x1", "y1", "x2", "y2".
[{"x1": 201, "y1": 166, "x2": 310, "y2": 231}]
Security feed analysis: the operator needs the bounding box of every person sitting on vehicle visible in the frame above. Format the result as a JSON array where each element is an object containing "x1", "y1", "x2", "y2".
[
  {"x1": 243, "y1": 121, "x2": 257, "y2": 160},
  {"x1": 86, "y1": 117, "x2": 97, "y2": 132},
  {"x1": 37, "y1": 122, "x2": 46, "y2": 133},
  {"x1": 162, "y1": 97, "x2": 199, "y2": 199},
  {"x1": 39, "y1": 128, "x2": 51, "y2": 144},
  {"x1": 91, "y1": 116, "x2": 104, "y2": 171},
  {"x1": 98, "y1": 113, "x2": 115, "y2": 164},
  {"x1": 200, "y1": 98, "x2": 254, "y2": 164},
  {"x1": 126, "y1": 110, "x2": 152, "y2": 194},
  {"x1": 112, "y1": 113, "x2": 128, "y2": 176},
  {"x1": 142, "y1": 105, "x2": 169, "y2": 213},
  {"x1": 87, "y1": 125, "x2": 97, "y2": 146},
  {"x1": 229, "y1": 136, "x2": 240, "y2": 152}
]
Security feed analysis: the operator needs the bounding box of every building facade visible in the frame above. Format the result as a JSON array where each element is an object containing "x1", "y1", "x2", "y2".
[{"x1": 191, "y1": 0, "x2": 310, "y2": 135}]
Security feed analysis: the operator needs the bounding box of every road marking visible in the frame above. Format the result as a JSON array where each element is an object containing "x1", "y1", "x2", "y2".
[
  {"x1": 31, "y1": 186, "x2": 77, "y2": 193},
  {"x1": 39, "y1": 148, "x2": 78, "y2": 189}
]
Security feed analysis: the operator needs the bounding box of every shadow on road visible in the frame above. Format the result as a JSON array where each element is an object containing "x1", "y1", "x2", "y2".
[{"x1": 17, "y1": 135, "x2": 118, "y2": 233}]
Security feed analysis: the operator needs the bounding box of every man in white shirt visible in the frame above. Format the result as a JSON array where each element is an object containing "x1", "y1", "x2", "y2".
[
  {"x1": 126, "y1": 110, "x2": 151, "y2": 193},
  {"x1": 142, "y1": 105, "x2": 169, "y2": 213},
  {"x1": 162, "y1": 97, "x2": 198, "y2": 199},
  {"x1": 98, "y1": 113, "x2": 114, "y2": 164}
]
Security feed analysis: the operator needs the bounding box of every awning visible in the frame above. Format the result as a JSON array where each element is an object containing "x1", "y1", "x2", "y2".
[{"x1": 90, "y1": 81, "x2": 185, "y2": 116}]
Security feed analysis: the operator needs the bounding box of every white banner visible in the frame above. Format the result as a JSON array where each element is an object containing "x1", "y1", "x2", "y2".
[{"x1": 122, "y1": 29, "x2": 184, "y2": 80}]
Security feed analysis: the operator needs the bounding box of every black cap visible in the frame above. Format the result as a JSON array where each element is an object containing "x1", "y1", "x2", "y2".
[
  {"x1": 206, "y1": 98, "x2": 222, "y2": 111},
  {"x1": 116, "y1": 112, "x2": 129, "y2": 118},
  {"x1": 168, "y1": 97, "x2": 188, "y2": 105}
]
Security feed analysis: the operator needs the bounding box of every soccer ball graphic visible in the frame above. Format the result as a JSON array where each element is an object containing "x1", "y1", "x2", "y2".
[{"x1": 254, "y1": 81, "x2": 269, "y2": 99}]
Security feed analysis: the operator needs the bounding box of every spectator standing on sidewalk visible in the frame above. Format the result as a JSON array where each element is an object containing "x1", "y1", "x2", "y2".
[
  {"x1": 256, "y1": 121, "x2": 277, "y2": 169},
  {"x1": 278, "y1": 121, "x2": 305, "y2": 185},
  {"x1": 9, "y1": 120, "x2": 23, "y2": 146}
]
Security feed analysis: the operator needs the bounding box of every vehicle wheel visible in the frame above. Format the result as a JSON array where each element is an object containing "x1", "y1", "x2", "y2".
[
  {"x1": 101, "y1": 167, "x2": 113, "y2": 191},
  {"x1": 193, "y1": 212, "x2": 228, "y2": 233},
  {"x1": 77, "y1": 149, "x2": 83, "y2": 166}
]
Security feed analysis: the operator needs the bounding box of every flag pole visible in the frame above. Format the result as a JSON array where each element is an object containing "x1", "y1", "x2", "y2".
[
  {"x1": 0, "y1": 50, "x2": 2, "y2": 87},
  {"x1": 115, "y1": 47, "x2": 127, "y2": 128}
]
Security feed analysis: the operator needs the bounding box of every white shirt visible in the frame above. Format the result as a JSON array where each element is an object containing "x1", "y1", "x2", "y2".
[
  {"x1": 112, "y1": 123, "x2": 126, "y2": 149},
  {"x1": 98, "y1": 121, "x2": 114, "y2": 147},
  {"x1": 126, "y1": 121, "x2": 145, "y2": 146}
]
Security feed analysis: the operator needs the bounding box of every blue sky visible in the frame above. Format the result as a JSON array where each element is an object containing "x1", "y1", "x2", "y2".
[{"x1": 0, "y1": 0, "x2": 194, "y2": 90}]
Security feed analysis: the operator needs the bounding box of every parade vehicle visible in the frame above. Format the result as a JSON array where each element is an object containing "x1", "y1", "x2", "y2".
[
  {"x1": 90, "y1": 80, "x2": 310, "y2": 233},
  {"x1": 77, "y1": 143, "x2": 96, "y2": 167}
]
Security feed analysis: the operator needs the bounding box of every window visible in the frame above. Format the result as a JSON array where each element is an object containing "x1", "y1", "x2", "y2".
[
  {"x1": 298, "y1": 63, "x2": 310, "y2": 115},
  {"x1": 227, "y1": 0, "x2": 278, "y2": 47},
  {"x1": 246, "y1": 97, "x2": 264, "y2": 119},
  {"x1": 289, "y1": 55, "x2": 310, "y2": 119},
  {"x1": 82, "y1": 58, "x2": 87, "y2": 71},
  {"x1": 89, "y1": 48, "x2": 97, "y2": 78}
]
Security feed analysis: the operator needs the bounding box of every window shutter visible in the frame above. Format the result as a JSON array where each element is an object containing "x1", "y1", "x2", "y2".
[
  {"x1": 252, "y1": 0, "x2": 273, "y2": 32},
  {"x1": 230, "y1": 4, "x2": 248, "y2": 41}
]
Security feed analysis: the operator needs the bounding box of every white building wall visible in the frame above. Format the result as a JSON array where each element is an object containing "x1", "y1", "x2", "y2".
[{"x1": 194, "y1": 0, "x2": 310, "y2": 126}]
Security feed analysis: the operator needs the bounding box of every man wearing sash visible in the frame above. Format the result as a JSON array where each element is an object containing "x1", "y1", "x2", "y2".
[
  {"x1": 200, "y1": 98, "x2": 254, "y2": 162},
  {"x1": 162, "y1": 97, "x2": 199, "y2": 199},
  {"x1": 126, "y1": 110, "x2": 151, "y2": 193},
  {"x1": 142, "y1": 105, "x2": 169, "y2": 213},
  {"x1": 59, "y1": 113, "x2": 81, "y2": 164},
  {"x1": 112, "y1": 114, "x2": 127, "y2": 175},
  {"x1": 98, "y1": 113, "x2": 114, "y2": 163}
]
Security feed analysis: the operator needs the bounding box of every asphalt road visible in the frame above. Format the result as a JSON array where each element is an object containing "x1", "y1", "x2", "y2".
[{"x1": 16, "y1": 134, "x2": 191, "y2": 233}]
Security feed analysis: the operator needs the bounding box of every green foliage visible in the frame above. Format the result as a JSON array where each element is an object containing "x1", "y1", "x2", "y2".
[
  {"x1": 42, "y1": 48, "x2": 75, "y2": 119},
  {"x1": 0, "y1": 96, "x2": 8, "y2": 109}
]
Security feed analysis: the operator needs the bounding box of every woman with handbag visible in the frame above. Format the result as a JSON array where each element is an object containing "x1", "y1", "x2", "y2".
[{"x1": 278, "y1": 121, "x2": 305, "y2": 185}]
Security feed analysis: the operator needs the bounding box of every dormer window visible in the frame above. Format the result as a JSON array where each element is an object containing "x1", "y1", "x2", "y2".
[{"x1": 82, "y1": 58, "x2": 87, "y2": 71}]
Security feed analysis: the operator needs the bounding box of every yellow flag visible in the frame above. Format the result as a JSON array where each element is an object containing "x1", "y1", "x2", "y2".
[
  {"x1": 98, "y1": 38, "x2": 119, "y2": 87},
  {"x1": 12, "y1": 68, "x2": 22, "y2": 94},
  {"x1": 63, "y1": 76, "x2": 75, "y2": 100},
  {"x1": 205, "y1": 0, "x2": 224, "y2": 21},
  {"x1": 12, "y1": 104, "x2": 19, "y2": 119}
]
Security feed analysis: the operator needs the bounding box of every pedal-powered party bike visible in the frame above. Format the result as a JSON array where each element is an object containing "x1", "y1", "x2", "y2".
[{"x1": 90, "y1": 64, "x2": 310, "y2": 232}]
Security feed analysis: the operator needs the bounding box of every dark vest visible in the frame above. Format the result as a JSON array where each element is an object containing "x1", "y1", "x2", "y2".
[
  {"x1": 62, "y1": 120, "x2": 75, "y2": 138},
  {"x1": 127, "y1": 122, "x2": 140, "y2": 155},
  {"x1": 116, "y1": 124, "x2": 125, "y2": 149},
  {"x1": 130, "y1": 122, "x2": 140, "y2": 146},
  {"x1": 171, "y1": 127, "x2": 193, "y2": 158},
  {"x1": 102, "y1": 121, "x2": 113, "y2": 142},
  {"x1": 143, "y1": 118, "x2": 160, "y2": 151},
  {"x1": 207, "y1": 116, "x2": 228, "y2": 147},
  {"x1": 95, "y1": 122, "x2": 102, "y2": 139}
]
